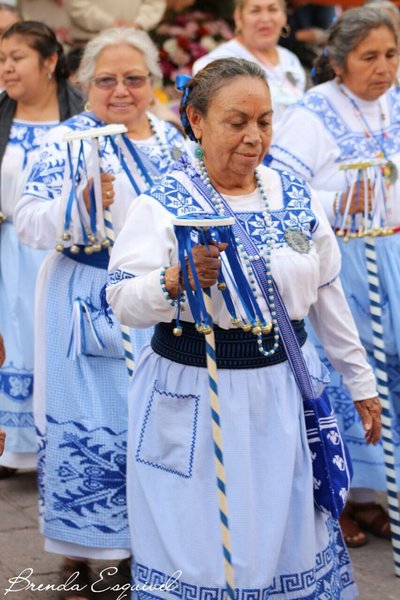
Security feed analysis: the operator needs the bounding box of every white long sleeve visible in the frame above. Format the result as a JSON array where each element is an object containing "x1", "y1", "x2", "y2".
[{"x1": 309, "y1": 278, "x2": 377, "y2": 401}]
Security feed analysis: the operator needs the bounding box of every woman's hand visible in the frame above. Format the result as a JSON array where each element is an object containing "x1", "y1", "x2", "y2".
[
  {"x1": 82, "y1": 173, "x2": 116, "y2": 212},
  {"x1": 164, "y1": 243, "x2": 228, "y2": 299},
  {"x1": 335, "y1": 179, "x2": 373, "y2": 216},
  {"x1": 190, "y1": 243, "x2": 228, "y2": 289},
  {"x1": 354, "y1": 396, "x2": 382, "y2": 445},
  {"x1": 0, "y1": 334, "x2": 5, "y2": 368}
]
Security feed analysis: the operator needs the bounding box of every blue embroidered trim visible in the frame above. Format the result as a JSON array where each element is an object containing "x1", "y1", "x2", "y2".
[
  {"x1": 44, "y1": 415, "x2": 128, "y2": 533},
  {"x1": 9, "y1": 121, "x2": 57, "y2": 168},
  {"x1": 108, "y1": 269, "x2": 135, "y2": 287},
  {"x1": 150, "y1": 165, "x2": 317, "y2": 249},
  {"x1": 297, "y1": 91, "x2": 400, "y2": 162},
  {"x1": 270, "y1": 145, "x2": 314, "y2": 178},
  {"x1": 136, "y1": 380, "x2": 199, "y2": 478},
  {"x1": 132, "y1": 518, "x2": 355, "y2": 599},
  {"x1": 0, "y1": 411, "x2": 34, "y2": 428},
  {"x1": 0, "y1": 371, "x2": 33, "y2": 401}
]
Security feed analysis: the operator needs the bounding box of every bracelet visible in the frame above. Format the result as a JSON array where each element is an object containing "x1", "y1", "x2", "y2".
[{"x1": 160, "y1": 266, "x2": 186, "y2": 307}]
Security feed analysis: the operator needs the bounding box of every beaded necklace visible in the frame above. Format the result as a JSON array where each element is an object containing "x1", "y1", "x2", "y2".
[
  {"x1": 197, "y1": 158, "x2": 280, "y2": 357},
  {"x1": 339, "y1": 84, "x2": 398, "y2": 185}
]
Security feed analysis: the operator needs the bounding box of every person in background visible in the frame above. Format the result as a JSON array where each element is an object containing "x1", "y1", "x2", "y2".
[
  {"x1": 192, "y1": 0, "x2": 306, "y2": 126},
  {"x1": 19, "y1": 1, "x2": 72, "y2": 44},
  {"x1": 14, "y1": 27, "x2": 185, "y2": 600},
  {"x1": 0, "y1": 2, "x2": 20, "y2": 35},
  {"x1": 65, "y1": 0, "x2": 166, "y2": 45},
  {"x1": 0, "y1": 21, "x2": 83, "y2": 479},
  {"x1": 364, "y1": 0, "x2": 400, "y2": 34},
  {"x1": 270, "y1": 5, "x2": 399, "y2": 547},
  {"x1": 0, "y1": 2, "x2": 21, "y2": 88}
]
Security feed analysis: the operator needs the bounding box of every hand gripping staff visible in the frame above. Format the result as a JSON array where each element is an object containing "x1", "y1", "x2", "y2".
[
  {"x1": 172, "y1": 215, "x2": 236, "y2": 600},
  {"x1": 337, "y1": 160, "x2": 400, "y2": 576},
  {"x1": 60, "y1": 124, "x2": 135, "y2": 377}
]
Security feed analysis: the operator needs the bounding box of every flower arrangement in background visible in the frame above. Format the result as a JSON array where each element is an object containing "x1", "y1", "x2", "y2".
[{"x1": 152, "y1": 10, "x2": 234, "y2": 101}]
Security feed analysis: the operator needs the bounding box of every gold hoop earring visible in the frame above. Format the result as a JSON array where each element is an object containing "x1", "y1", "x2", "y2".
[
  {"x1": 84, "y1": 101, "x2": 92, "y2": 112},
  {"x1": 280, "y1": 24, "x2": 291, "y2": 39}
]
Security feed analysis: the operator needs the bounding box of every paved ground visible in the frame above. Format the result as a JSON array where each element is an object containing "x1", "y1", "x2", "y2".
[{"x1": 0, "y1": 469, "x2": 399, "y2": 599}]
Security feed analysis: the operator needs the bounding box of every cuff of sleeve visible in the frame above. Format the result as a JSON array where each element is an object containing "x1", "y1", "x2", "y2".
[{"x1": 347, "y1": 372, "x2": 378, "y2": 402}]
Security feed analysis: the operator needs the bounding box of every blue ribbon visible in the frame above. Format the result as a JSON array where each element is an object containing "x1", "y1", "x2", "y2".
[{"x1": 175, "y1": 74, "x2": 196, "y2": 141}]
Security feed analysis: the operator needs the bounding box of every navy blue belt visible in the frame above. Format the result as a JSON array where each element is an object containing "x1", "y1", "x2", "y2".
[
  {"x1": 151, "y1": 320, "x2": 307, "y2": 369},
  {"x1": 62, "y1": 247, "x2": 109, "y2": 269}
]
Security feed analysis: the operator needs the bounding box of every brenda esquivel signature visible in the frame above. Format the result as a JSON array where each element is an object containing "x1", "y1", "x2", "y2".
[{"x1": 4, "y1": 567, "x2": 183, "y2": 599}]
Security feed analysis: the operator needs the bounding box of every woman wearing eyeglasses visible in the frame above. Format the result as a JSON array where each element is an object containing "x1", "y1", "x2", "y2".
[{"x1": 14, "y1": 27, "x2": 185, "y2": 599}]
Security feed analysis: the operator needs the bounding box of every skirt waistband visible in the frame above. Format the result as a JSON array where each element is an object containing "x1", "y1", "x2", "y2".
[
  {"x1": 62, "y1": 246, "x2": 109, "y2": 269},
  {"x1": 151, "y1": 320, "x2": 307, "y2": 370}
]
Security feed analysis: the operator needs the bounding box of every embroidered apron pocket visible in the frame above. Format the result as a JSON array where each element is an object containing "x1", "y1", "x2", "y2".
[
  {"x1": 136, "y1": 380, "x2": 199, "y2": 478},
  {"x1": 67, "y1": 298, "x2": 125, "y2": 360}
]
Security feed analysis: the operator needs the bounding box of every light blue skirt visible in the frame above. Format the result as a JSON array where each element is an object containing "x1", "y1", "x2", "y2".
[
  {"x1": 35, "y1": 253, "x2": 151, "y2": 551},
  {"x1": 0, "y1": 221, "x2": 47, "y2": 462},
  {"x1": 126, "y1": 340, "x2": 357, "y2": 599},
  {"x1": 311, "y1": 235, "x2": 400, "y2": 491}
]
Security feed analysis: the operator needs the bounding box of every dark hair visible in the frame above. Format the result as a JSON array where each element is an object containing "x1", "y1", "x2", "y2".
[
  {"x1": 179, "y1": 57, "x2": 269, "y2": 140},
  {"x1": 1, "y1": 20, "x2": 69, "y2": 81},
  {"x1": 66, "y1": 46, "x2": 84, "y2": 76},
  {"x1": 312, "y1": 6, "x2": 398, "y2": 85}
]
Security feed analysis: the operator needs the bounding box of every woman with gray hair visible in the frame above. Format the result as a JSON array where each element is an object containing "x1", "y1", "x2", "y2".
[
  {"x1": 270, "y1": 5, "x2": 400, "y2": 548},
  {"x1": 14, "y1": 26, "x2": 185, "y2": 599},
  {"x1": 107, "y1": 56, "x2": 379, "y2": 599}
]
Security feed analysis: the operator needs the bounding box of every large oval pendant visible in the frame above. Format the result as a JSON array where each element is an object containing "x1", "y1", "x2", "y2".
[{"x1": 284, "y1": 229, "x2": 311, "y2": 254}]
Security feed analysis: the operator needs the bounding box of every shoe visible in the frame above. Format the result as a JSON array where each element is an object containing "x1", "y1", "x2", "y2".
[
  {"x1": 339, "y1": 509, "x2": 369, "y2": 548},
  {"x1": 350, "y1": 501, "x2": 391, "y2": 540},
  {"x1": 59, "y1": 559, "x2": 92, "y2": 600},
  {"x1": 0, "y1": 466, "x2": 18, "y2": 479}
]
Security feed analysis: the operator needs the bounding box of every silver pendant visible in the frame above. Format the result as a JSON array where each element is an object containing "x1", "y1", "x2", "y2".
[
  {"x1": 385, "y1": 160, "x2": 398, "y2": 185},
  {"x1": 284, "y1": 229, "x2": 311, "y2": 254},
  {"x1": 171, "y1": 146, "x2": 183, "y2": 161}
]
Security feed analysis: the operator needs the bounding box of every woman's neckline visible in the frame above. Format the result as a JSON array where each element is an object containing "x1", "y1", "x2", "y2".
[
  {"x1": 236, "y1": 37, "x2": 280, "y2": 67},
  {"x1": 12, "y1": 118, "x2": 59, "y2": 126}
]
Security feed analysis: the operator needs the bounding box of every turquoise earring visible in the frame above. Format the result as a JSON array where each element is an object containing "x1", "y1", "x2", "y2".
[{"x1": 194, "y1": 140, "x2": 204, "y2": 159}]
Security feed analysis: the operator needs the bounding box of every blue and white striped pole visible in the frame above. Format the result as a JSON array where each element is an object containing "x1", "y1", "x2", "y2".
[
  {"x1": 365, "y1": 238, "x2": 400, "y2": 576},
  {"x1": 203, "y1": 286, "x2": 236, "y2": 600},
  {"x1": 172, "y1": 216, "x2": 236, "y2": 598},
  {"x1": 104, "y1": 206, "x2": 135, "y2": 378}
]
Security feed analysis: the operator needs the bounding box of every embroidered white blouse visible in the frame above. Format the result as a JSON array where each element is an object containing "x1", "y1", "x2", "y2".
[{"x1": 107, "y1": 161, "x2": 377, "y2": 401}]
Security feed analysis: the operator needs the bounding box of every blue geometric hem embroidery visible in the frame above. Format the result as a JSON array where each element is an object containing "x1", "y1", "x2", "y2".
[{"x1": 132, "y1": 519, "x2": 355, "y2": 599}]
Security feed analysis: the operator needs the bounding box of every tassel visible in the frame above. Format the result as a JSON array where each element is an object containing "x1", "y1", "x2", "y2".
[{"x1": 100, "y1": 284, "x2": 114, "y2": 327}]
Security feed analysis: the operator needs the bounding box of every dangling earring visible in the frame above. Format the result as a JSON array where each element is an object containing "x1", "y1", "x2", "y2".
[
  {"x1": 194, "y1": 139, "x2": 204, "y2": 159},
  {"x1": 280, "y1": 24, "x2": 291, "y2": 39},
  {"x1": 84, "y1": 101, "x2": 92, "y2": 113},
  {"x1": 47, "y1": 71, "x2": 53, "y2": 81}
]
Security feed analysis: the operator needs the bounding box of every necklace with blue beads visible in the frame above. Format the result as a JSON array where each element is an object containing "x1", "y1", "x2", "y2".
[{"x1": 197, "y1": 158, "x2": 280, "y2": 357}]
